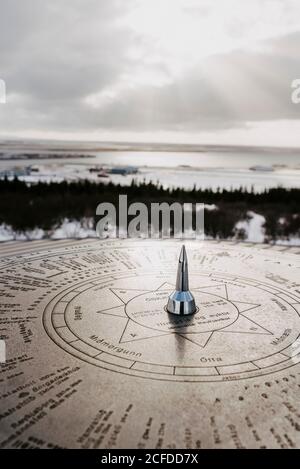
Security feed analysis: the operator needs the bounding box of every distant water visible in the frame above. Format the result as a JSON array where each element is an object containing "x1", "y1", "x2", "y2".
[
  {"x1": 1, "y1": 149, "x2": 300, "y2": 169},
  {"x1": 0, "y1": 150, "x2": 299, "y2": 191},
  {"x1": 91, "y1": 150, "x2": 300, "y2": 169}
]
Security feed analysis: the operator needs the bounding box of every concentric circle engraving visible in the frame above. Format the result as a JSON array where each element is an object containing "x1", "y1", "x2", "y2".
[{"x1": 43, "y1": 251, "x2": 300, "y2": 382}]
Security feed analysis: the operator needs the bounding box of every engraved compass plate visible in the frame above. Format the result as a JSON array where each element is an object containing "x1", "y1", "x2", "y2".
[{"x1": 0, "y1": 239, "x2": 300, "y2": 448}]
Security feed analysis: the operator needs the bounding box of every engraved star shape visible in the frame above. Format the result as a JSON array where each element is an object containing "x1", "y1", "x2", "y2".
[{"x1": 96, "y1": 281, "x2": 273, "y2": 349}]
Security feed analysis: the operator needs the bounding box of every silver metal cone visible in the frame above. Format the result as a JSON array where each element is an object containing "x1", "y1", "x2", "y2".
[{"x1": 166, "y1": 245, "x2": 197, "y2": 315}]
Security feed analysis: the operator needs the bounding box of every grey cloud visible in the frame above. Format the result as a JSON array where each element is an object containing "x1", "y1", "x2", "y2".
[
  {"x1": 0, "y1": 1, "x2": 300, "y2": 135},
  {"x1": 85, "y1": 31, "x2": 300, "y2": 131},
  {"x1": 1, "y1": 0, "x2": 136, "y2": 101}
]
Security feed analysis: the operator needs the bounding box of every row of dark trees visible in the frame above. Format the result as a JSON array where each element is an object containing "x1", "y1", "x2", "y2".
[{"x1": 0, "y1": 177, "x2": 299, "y2": 241}]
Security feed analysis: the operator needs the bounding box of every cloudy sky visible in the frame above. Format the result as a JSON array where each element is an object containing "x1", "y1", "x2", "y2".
[{"x1": 0, "y1": 0, "x2": 300, "y2": 146}]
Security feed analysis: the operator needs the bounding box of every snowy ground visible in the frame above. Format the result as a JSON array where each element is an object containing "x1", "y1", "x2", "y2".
[
  {"x1": 0, "y1": 219, "x2": 97, "y2": 242},
  {"x1": 0, "y1": 212, "x2": 299, "y2": 245}
]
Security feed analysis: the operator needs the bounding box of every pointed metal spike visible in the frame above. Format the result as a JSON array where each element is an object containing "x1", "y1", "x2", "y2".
[
  {"x1": 179, "y1": 244, "x2": 186, "y2": 263},
  {"x1": 176, "y1": 245, "x2": 189, "y2": 291},
  {"x1": 166, "y1": 245, "x2": 197, "y2": 316}
]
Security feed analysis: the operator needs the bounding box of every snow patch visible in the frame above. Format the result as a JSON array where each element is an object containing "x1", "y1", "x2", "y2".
[
  {"x1": 0, "y1": 224, "x2": 15, "y2": 241},
  {"x1": 0, "y1": 224, "x2": 44, "y2": 241},
  {"x1": 275, "y1": 238, "x2": 300, "y2": 246},
  {"x1": 51, "y1": 219, "x2": 96, "y2": 240},
  {"x1": 234, "y1": 211, "x2": 266, "y2": 243}
]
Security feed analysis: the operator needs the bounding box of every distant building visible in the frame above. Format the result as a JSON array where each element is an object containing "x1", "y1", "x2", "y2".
[
  {"x1": 0, "y1": 167, "x2": 31, "y2": 178},
  {"x1": 249, "y1": 165, "x2": 274, "y2": 172},
  {"x1": 109, "y1": 166, "x2": 138, "y2": 175}
]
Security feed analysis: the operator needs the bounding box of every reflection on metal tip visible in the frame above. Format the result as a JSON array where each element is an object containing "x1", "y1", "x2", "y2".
[{"x1": 166, "y1": 245, "x2": 197, "y2": 316}]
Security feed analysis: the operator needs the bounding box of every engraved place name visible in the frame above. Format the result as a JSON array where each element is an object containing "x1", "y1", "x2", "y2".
[
  {"x1": 11, "y1": 436, "x2": 63, "y2": 449},
  {"x1": 74, "y1": 306, "x2": 82, "y2": 320},
  {"x1": 157, "y1": 313, "x2": 230, "y2": 328},
  {"x1": 271, "y1": 329, "x2": 292, "y2": 346},
  {"x1": 0, "y1": 379, "x2": 82, "y2": 449},
  {"x1": 265, "y1": 273, "x2": 287, "y2": 284},
  {"x1": 210, "y1": 279, "x2": 247, "y2": 289},
  {"x1": 199, "y1": 357, "x2": 222, "y2": 363},
  {"x1": 18, "y1": 323, "x2": 33, "y2": 344},
  {"x1": 0, "y1": 367, "x2": 81, "y2": 421},
  {"x1": 77, "y1": 404, "x2": 133, "y2": 449},
  {"x1": 1, "y1": 354, "x2": 34, "y2": 377},
  {"x1": 89, "y1": 335, "x2": 142, "y2": 358},
  {"x1": 271, "y1": 298, "x2": 288, "y2": 311}
]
